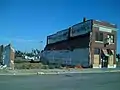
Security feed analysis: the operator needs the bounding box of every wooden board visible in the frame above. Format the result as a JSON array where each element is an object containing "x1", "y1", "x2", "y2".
[
  {"x1": 109, "y1": 55, "x2": 113, "y2": 65},
  {"x1": 94, "y1": 55, "x2": 99, "y2": 65}
]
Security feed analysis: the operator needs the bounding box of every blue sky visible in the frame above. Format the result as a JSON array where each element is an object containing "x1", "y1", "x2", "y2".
[{"x1": 0, "y1": 0, "x2": 120, "y2": 52}]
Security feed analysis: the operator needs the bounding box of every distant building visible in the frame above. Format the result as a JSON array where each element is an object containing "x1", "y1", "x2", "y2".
[
  {"x1": 41, "y1": 18, "x2": 117, "y2": 68},
  {"x1": 0, "y1": 44, "x2": 15, "y2": 69},
  {"x1": 0, "y1": 45, "x2": 4, "y2": 65}
]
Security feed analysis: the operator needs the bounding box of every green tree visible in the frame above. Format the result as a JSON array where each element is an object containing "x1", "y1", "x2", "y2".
[{"x1": 116, "y1": 54, "x2": 120, "y2": 61}]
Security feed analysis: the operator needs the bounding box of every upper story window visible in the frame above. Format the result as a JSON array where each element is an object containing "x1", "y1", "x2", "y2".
[
  {"x1": 95, "y1": 32, "x2": 103, "y2": 42},
  {"x1": 107, "y1": 34, "x2": 114, "y2": 43}
]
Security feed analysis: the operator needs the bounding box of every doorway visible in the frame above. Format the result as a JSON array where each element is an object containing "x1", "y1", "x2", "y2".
[{"x1": 101, "y1": 56, "x2": 108, "y2": 68}]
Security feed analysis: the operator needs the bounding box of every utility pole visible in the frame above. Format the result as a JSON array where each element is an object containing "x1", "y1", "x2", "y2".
[
  {"x1": 39, "y1": 41, "x2": 43, "y2": 52},
  {"x1": 39, "y1": 41, "x2": 43, "y2": 61}
]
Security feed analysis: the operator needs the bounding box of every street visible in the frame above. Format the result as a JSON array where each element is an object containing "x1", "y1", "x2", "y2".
[{"x1": 0, "y1": 72, "x2": 120, "y2": 90}]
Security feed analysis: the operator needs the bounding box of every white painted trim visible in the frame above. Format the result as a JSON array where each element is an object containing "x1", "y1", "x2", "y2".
[
  {"x1": 114, "y1": 64, "x2": 116, "y2": 68},
  {"x1": 93, "y1": 24, "x2": 117, "y2": 31},
  {"x1": 95, "y1": 41, "x2": 115, "y2": 44},
  {"x1": 108, "y1": 64, "x2": 116, "y2": 68},
  {"x1": 93, "y1": 66, "x2": 99, "y2": 68},
  {"x1": 95, "y1": 20, "x2": 116, "y2": 26},
  {"x1": 93, "y1": 64, "x2": 100, "y2": 68},
  {"x1": 110, "y1": 43, "x2": 114, "y2": 44},
  {"x1": 93, "y1": 64, "x2": 101, "y2": 68},
  {"x1": 108, "y1": 65, "x2": 114, "y2": 68},
  {"x1": 99, "y1": 27, "x2": 112, "y2": 32},
  {"x1": 95, "y1": 41, "x2": 104, "y2": 43}
]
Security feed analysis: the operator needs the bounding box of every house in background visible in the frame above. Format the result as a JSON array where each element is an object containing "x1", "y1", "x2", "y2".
[
  {"x1": 41, "y1": 18, "x2": 117, "y2": 68},
  {"x1": 0, "y1": 44, "x2": 15, "y2": 69}
]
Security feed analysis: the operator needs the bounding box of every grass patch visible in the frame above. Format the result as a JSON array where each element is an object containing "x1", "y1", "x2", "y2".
[{"x1": 15, "y1": 63, "x2": 45, "y2": 69}]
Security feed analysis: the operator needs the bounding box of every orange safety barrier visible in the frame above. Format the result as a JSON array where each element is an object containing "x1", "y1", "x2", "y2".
[{"x1": 75, "y1": 65, "x2": 83, "y2": 69}]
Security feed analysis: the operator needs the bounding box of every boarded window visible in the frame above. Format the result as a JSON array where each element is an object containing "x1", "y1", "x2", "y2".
[
  {"x1": 99, "y1": 33, "x2": 103, "y2": 41},
  {"x1": 95, "y1": 32, "x2": 103, "y2": 41},
  {"x1": 94, "y1": 48, "x2": 100, "y2": 54},
  {"x1": 95, "y1": 32, "x2": 99, "y2": 41}
]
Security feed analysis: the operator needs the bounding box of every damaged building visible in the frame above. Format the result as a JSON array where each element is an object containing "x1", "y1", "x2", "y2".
[
  {"x1": 0, "y1": 44, "x2": 15, "y2": 69},
  {"x1": 41, "y1": 18, "x2": 117, "y2": 68}
]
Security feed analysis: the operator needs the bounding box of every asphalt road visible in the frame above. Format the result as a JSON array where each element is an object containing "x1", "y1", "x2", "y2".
[{"x1": 0, "y1": 72, "x2": 120, "y2": 90}]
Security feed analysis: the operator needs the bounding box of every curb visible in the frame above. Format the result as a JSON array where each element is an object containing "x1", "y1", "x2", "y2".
[{"x1": 0, "y1": 70, "x2": 120, "y2": 76}]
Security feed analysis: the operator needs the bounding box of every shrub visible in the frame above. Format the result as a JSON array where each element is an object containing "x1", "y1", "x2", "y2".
[
  {"x1": 41, "y1": 65, "x2": 49, "y2": 69},
  {"x1": 15, "y1": 63, "x2": 43, "y2": 69}
]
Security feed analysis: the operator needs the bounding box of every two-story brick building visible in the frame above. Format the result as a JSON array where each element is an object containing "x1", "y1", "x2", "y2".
[{"x1": 41, "y1": 18, "x2": 117, "y2": 68}]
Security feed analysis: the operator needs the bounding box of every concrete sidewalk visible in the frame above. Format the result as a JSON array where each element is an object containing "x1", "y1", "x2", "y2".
[{"x1": 0, "y1": 68, "x2": 120, "y2": 75}]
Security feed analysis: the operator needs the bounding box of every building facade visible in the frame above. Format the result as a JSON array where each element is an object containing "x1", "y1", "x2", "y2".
[
  {"x1": 41, "y1": 18, "x2": 117, "y2": 68},
  {"x1": 0, "y1": 44, "x2": 15, "y2": 69}
]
